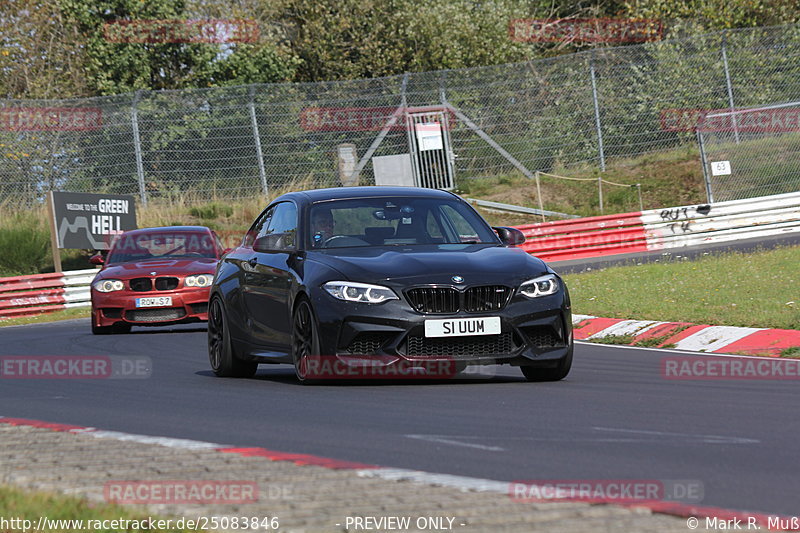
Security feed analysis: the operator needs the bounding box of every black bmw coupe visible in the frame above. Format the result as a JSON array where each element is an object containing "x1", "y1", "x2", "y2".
[{"x1": 208, "y1": 186, "x2": 573, "y2": 383}]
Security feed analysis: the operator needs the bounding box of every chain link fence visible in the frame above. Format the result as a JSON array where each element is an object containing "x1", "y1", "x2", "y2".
[
  {"x1": 3, "y1": 24, "x2": 800, "y2": 207},
  {"x1": 698, "y1": 101, "x2": 800, "y2": 201}
]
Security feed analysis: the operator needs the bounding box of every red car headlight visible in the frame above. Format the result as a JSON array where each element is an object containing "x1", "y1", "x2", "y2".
[
  {"x1": 93, "y1": 279, "x2": 125, "y2": 292},
  {"x1": 185, "y1": 274, "x2": 213, "y2": 287}
]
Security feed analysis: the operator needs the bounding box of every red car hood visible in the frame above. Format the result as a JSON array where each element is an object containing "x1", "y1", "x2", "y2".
[{"x1": 96, "y1": 258, "x2": 217, "y2": 280}]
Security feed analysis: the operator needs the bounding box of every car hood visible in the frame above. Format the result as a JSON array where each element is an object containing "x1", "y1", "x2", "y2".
[
  {"x1": 97, "y1": 258, "x2": 217, "y2": 279},
  {"x1": 308, "y1": 244, "x2": 550, "y2": 286}
]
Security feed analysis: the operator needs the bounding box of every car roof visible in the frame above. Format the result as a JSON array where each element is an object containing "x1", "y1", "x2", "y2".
[
  {"x1": 119, "y1": 226, "x2": 212, "y2": 237},
  {"x1": 276, "y1": 186, "x2": 459, "y2": 205}
]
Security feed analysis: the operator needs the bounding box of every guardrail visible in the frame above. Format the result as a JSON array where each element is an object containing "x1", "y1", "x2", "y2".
[
  {"x1": 515, "y1": 212, "x2": 649, "y2": 261},
  {"x1": 642, "y1": 190, "x2": 800, "y2": 250},
  {"x1": 0, "y1": 269, "x2": 97, "y2": 320},
  {"x1": 515, "y1": 190, "x2": 800, "y2": 262}
]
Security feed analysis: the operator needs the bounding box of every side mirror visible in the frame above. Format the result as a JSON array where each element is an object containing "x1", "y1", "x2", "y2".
[
  {"x1": 253, "y1": 232, "x2": 295, "y2": 253},
  {"x1": 493, "y1": 226, "x2": 526, "y2": 246},
  {"x1": 89, "y1": 254, "x2": 105, "y2": 265}
]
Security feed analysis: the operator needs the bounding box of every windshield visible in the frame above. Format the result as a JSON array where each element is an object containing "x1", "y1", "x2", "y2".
[
  {"x1": 307, "y1": 197, "x2": 498, "y2": 249},
  {"x1": 106, "y1": 232, "x2": 218, "y2": 264}
]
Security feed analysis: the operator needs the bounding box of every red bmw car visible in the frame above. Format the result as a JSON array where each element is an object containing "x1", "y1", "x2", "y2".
[{"x1": 89, "y1": 226, "x2": 228, "y2": 334}]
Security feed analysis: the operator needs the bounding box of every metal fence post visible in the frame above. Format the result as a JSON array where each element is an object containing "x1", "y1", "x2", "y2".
[
  {"x1": 249, "y1": 86, "x2": 269, "y2": 197},
  {"x1": 589, "y1": 52, "x2": 606, "y2": 173},
  {"x1": 598, "y1": 177, "x2": 604, "y2": 214},
  {"x1": 131, "y1": 90, "x2": 147, "y2": 206},
  {"x1": 534, "y1": 171, "x2": 546, "y2": 222},
  {"x1": 636, "y1": 183, "x2": 643, "y2": 212},
  {"x1": 721, "y1": 32, "x2": 740, "y2": 144},
  {"x1": 696, "y1": 128, "x2": 714, "y2": 203}
]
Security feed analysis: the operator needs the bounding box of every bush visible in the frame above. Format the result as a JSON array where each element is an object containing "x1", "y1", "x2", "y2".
[
  {"x1": 188, "y1": 203, "x2": 234, "y2": 220},
  {"x1": 0, "y1": 213, "x2": 50, "y2": 276}
]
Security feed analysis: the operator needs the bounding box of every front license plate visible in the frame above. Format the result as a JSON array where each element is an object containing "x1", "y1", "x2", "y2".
[
  {"x1": 424, "y1": 316, "x2": 501, "y2": 338},
  {"x1": 135, "y1": 297, "x2": 173, "y2": 308}
]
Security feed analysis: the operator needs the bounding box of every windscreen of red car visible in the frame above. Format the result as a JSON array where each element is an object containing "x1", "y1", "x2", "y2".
[{"x1": 106, "y1": 232, "x2": 218, "y2": 264}]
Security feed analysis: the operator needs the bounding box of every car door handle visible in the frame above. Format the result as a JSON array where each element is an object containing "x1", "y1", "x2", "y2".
[{"x1": 248, "y1": 257, "x2": 258, "y2": 267}]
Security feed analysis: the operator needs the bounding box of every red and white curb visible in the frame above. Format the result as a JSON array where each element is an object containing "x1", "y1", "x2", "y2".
[
  {"x1": 572, "y1": 314, "x2": 800, "y2": 356},
  {"x1": 0, "y1": 415, "x2": 793, "y2": 529}
]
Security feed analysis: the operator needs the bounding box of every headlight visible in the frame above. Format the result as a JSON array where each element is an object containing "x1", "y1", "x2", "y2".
[
  {"x1": 519, "y1": 274, "x2": 559, "y2": 298},
  {"x1": 323, "y1": 281, "x2": 398, "y2": 303},
  {"x1": 92, "y1": 279, "x2": 124, "y2": 293},
  {"x1": 185, "y1": 274, "x2": 214, "y2": 287}
]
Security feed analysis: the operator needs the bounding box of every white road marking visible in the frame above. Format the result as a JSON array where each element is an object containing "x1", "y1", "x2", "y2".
[
  {"x1": 673, "y1": 325, "x2": 763, "y2": 352},
  {"x1": 593, "y1": 426, "x2": 759, "y2": 444},
  {"x1": 575, "y1": 340, "x2": 782, "y2": 360},
  {"x1": 357, "y1": 468, "x2": 509, "y2": 493},
  {"x1": 86, "y1": 430, "x2": 225, "y2": 449},
  {"x1": 405, "y1": 434, "x2": 505, "y2": 451},
  {"x1": 587, "y1": 319, "x2": 661, "y2": 339}
]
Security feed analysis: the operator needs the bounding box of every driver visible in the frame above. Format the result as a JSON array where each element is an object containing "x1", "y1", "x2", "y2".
[{"x1": 311, "y1": 208, "x2": 335, "y2": 247}]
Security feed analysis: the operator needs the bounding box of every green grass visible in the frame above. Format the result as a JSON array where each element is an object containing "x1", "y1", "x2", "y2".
[
  {"x1": 0, "y1": 212, "x2": 50, "y2": 275},
  {"x1": 564, "y1": 246, "x2": 800, "y2": 330},
  {"x1": 588, "y1": 334, "x2": 635, "y2": 345},
  {"x1": 782, "y1": 346, "x2": 800, "y2": 358},
  {"x1": 456, "y1": 143, "x2": 706, "y2": 218},
  {"x1": 0, "y1": 307, "x2": 90, "y2": 328},
  {"x1": 188, "y1": 202, "x2": 234, "y2": 220},
  {"x1": 0, "y1": 485, "x2": 199, "y2": 532}
]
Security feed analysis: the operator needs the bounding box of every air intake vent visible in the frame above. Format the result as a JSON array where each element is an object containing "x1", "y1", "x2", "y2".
[
  {"x1": 130, "y1": 278, "x2": 152, "y2": 292},
  {"x1": 406, "y1": 332, "x2": 516, "y2": 357},
  {"x1": 405, "y1": 285, "x2": 513, "y2": 314},
  {"x1": 464, "y1": 285, "x2": 513, "y2": 312},
  {"x1": 405, "y1": 287, "x2": 459, "y2": 314},
  {"x1": 125, "y1": 308, "x2": 186, "y2": 322},
  {"x1": 155, "y1": 277, "x2": 179, "y2": 290}
]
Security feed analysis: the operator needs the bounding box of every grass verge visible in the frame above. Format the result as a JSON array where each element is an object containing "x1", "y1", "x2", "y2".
[
  {"x1": 782, "y1": 347, "x2": 800, "y2": 358},
  {"x1": 0, "y1": 307, "x2": 90, "y2": 328},
  {"x1": 563, "y1": 246, "x2": 800, "y2": 330},
  {"x1": 0, "y1": 485, "x2": 197, "y2": 532},
  {"x1": 457, "y1": 144, "x2": 705, "y2": 218}
]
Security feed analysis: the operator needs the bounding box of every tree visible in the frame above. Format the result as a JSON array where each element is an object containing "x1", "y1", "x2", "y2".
[
  {"x1": 58, "y1": 0, "x2": 298, "y2": 95},
  {"x1": 0, "y1": 0, "x2": 88, "y2": 98}
]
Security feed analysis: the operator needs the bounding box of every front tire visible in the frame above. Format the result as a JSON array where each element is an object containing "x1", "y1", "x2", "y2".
[
  {"x1": 292, "y1": 299, "x2": 321, "y2": 384},
  {"x1": 520, "y1": 346, "x2": 573, "y2": 382},
  {"x1": 208, "y1": 296, "x2": 257, "y2": 378}
]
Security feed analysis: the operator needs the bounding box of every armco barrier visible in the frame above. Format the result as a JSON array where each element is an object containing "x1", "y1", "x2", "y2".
[
  {"x1": 515, "y1": 190, "x2": 800, "y2": 262},
  {"x1": 642, "y1": 190, "x2": 800, "y2": 250},
  {"x1": 0, "y1": 269, "x2": 96, "y2": 320},
  {"x1": 515, "y1": 212, "x2": 648, "y2": 261}
]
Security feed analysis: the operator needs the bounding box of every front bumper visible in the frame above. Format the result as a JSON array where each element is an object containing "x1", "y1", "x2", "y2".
[
  {"x1": 308, "y1": 288, "x2": 573, "y2": 369},
  {"x1": 92, "y1": 287, "x2": 210, "y2": 327}
]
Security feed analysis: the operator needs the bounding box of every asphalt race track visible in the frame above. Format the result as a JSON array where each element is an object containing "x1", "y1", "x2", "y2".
[{"x1": 1, "y1": 318, "x2": 798, "y2": 517}]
